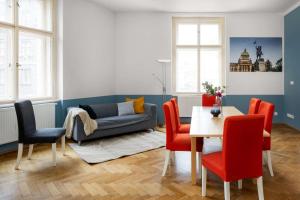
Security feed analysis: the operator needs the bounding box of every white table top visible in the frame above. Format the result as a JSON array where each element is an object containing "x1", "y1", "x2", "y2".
[{"x1": 190, "y1": 106, "x2": 270, "y2": 138}]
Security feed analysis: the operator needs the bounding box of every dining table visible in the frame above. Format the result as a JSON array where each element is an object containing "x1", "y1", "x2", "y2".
[{"x1": 189, "y1": 106, "x2": 271, "y2": 185}]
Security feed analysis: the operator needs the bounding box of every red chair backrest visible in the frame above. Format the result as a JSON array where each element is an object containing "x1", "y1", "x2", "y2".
[
  {"x1": 202, "y1": 94, "x2": 216, "y2": 107},
  {"x1": 170, "y1": 98, "x2": 181, "y2": 130},
  {"x1": 163, "y1": 101, "x2": 177, "y2": 149},
  {"x1": 222, "y1": 115, "x2": 265, "y2": 181},
  {"x1": 248, "y1": 98, "x2": 261, "y2": 114},
  {"x1": 257, "y1": 101, "x2": 275, "y2": 133}
]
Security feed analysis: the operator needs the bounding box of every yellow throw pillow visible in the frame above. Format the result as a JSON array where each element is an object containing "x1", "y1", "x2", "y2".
[{"x1": 126, "y1": 97, "x2": 145, "y2": 114}]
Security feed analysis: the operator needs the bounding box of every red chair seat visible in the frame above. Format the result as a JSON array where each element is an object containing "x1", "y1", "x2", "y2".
[
  {"x1": 202, "y1": 152, "x2": 224, "y2": 179},
  {"x1": 178, "y1": 124, "x2": 190, "y2": 133},
  {"x1": 168, "y1": 134, "x2": 202, "y2": 152}
]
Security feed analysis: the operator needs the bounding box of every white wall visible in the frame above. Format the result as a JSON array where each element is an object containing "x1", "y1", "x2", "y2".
[
  {"x1": 226, "y1": 14, "x2": 284, "y2": 95},
  {"x1": 62, "y1": 0, "x2": 115, "y2": 99},
  {"x1": 115, "y1": 13, "x2": 172, "y2": 95},
  {"x1": 115, "y1": 12, "x2": 284, "y2": 95}
]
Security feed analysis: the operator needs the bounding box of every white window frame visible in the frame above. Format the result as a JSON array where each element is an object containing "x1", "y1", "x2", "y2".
[
  {"x1": 172, "y1": 17, "x2": 225, "y2": 95},
  {"x1": 0, "y1": 0, "x2": 57, "y2": 104}
]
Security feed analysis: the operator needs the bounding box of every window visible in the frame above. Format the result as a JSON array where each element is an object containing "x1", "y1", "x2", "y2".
[
  {"x1": 172, "y1": 17, "x2": 224, "y2": 94},
  {"x1": 0, "y1": 0, "x2": 55, "y2": 103}
]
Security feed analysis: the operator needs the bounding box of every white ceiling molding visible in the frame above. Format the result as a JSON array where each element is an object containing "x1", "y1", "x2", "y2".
[
  {"x1": 283, "y1": 0, "x2": 300, "y2": 16},
  {"x1": 91, "y1": 0, "x2": 300, "y2": 13}
]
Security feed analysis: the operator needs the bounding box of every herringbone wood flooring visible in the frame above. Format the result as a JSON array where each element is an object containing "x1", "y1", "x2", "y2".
[{"x1": 1, "y1": 124, "x2": 300, "y2": 200}]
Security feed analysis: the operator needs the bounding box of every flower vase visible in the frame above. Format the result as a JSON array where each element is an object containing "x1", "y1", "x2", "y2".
[{"x1": 216, "y1": 96, "x2": 223, "y2": 113}]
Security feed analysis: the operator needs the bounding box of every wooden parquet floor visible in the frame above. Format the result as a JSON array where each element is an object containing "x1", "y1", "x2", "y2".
[{"x1": 1, "y1": 124, "x2": 300, "y2": 200}]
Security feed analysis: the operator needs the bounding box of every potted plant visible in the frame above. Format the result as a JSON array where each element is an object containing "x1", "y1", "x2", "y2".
[{"x1": 202, "y1": 82, "x2": 225, "y2": 108}]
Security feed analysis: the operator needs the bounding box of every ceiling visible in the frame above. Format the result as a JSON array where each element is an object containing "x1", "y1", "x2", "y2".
[{"x1": 91, "y1": 0, "x2": 299, "y2": 13}]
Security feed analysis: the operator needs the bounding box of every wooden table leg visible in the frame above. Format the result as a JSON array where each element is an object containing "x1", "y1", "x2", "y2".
[{"x1": 191, "y1": 137, "x2": 197, "y2": 185}]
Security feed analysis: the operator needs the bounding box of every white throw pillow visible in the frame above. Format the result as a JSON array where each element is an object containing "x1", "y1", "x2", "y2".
[
  {"x1": 117, "y1": 101, "x2": 135, "y2": 116},
  {"x1": 202, "y1": 138, "x2": 222, "y2": 155}
]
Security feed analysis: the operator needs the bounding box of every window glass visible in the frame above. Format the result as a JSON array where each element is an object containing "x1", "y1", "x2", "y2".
[
  {"x1": 0, "y1": 0, "x2": 13, "y2": 23},
  {"x1": 0, "y1": 28, "x2": 13, "y2": 100},
  {"x1": 18, "y1": 0, "x2": 52, "y2": 31},
  {"x1": 200, "y1": 48, "x2": 221, "y2": 91},
  {"x1": 18, "y1": 32, "x2": 52, "y2": 99},
  {"x1": 177, "y1": 24, "x2": 198, "y2": 45},
  {"x1": 176, "y1": 48, "x2": 198, "y2": 93},
  {"x1": 200, "y1": 24, "x2": 220, "y2": 45}
]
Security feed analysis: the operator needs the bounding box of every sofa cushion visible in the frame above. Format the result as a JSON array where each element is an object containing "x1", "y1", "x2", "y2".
[
  {"x1": 96, "y1": 114, "x2": 151, "y2": 130},
  {"x1": 126, "y1": 97, "x2": 145, "y2": 114},
  {"x1": 117, "y1": 101, "x2": 135, "y2": 116},
  {"x1": 79, "y1": 105, "x2": 97, "y2": 119},
  {"x1": 90, "y1": 103, "x2": 118, "y2": 118}
]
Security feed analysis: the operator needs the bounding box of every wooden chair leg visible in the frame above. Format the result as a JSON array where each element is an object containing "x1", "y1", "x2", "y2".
[
  {"x1": 266, "y1": 150, "x2": 274, "y2": 176},
  {"x1": 27, "y1": 144, "x2": 34, "y2": 160},
  {"x1": 15, "y1": 143, "x2": 23, "y2": 170},
  {"x1": 238, "y1": 180, "x2": 242, "y2": 190},
  {"x1": 198, "y1": 152, "x2": 202, "y2": 180},
  {"x1": 61, "y1": 135, "x2": 66, "y2": 155},
  {"x1": 162, "y1": 150, "x2": 170, "y2": 176},
  {"x1": 224, "y1": 182, "x2": 230, "y2": 200},
  {"x1": 201, "y1": 166, "x2": 207, "y2": 197},
  {"x1": 52, "y1": 143, "x2": 56, "y2": 167},
  {"x1": 257, "y1": 176, "x2": 264, "y2": 200},
  {"x1": 170, "y1": 151, "x2": 175, "y2": 165}
]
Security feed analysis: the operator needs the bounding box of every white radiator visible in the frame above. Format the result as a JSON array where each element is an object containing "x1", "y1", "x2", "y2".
[
  {"x1": 177, "y1": 95, "x2": 202, "y2": 117},
  {"x1": 0, "y1": 103, "x2": 56, "y2": 145}
]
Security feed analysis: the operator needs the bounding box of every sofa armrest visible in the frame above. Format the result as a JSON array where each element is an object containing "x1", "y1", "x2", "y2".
[
  {"x1": 72, "y1": 115, "x2": 85, "y2": 142},
  {"x1": 144, "y1": 103, "x2": 157, "y2": 119}
]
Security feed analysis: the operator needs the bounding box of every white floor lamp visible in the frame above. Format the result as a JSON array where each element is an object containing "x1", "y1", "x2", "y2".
[{"x1": 153, "y1": 59, "x2": 171, "y2": 103}]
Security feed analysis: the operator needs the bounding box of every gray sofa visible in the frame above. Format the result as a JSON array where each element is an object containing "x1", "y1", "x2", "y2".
[{"x1": 71, "y1": 103, "x2": 157, "y2": 144}]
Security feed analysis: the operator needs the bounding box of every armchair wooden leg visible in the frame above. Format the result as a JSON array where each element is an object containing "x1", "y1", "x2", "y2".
[
  {"x1": 201, "y1": 166, "x2": 207, "y2": 197},
  {"x1": 15, "y1": 143, "x2": 23, "y2": 170},
  {"x1": 257, "y1": 176, "x2": 264, "y2": 200},
  {"x1": 224, "y1": 182, "x2": 230, "y2": 200},
  {"x1": 162, "y1": 150, "x2": 171, "y2": 176},
  {"x1": 52, "y1": 143, "x2": 56, "y2": 166},
  {"x1": 198, "y1": 152, "x2": 202, "y2": 180},
  {"x1": 61, "y1": 135, "x2": 66, "y2": 156},
  {"x1": 238, "y1": 180, "x2": 242, "y2": 190},
  {"x1": 28, "y1": 144, "x2": 33, "y2": 160},
  {"x1": 266, "y1": 150, "x2": 274, "y2": 176},
  {"x1": 170, "y1": 151, "x2": 175, "y2": 165}
]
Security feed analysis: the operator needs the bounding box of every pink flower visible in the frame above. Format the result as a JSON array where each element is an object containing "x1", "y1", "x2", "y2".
[{"x1": 216, "y1": 91, "x2": 222, "y2": 97}]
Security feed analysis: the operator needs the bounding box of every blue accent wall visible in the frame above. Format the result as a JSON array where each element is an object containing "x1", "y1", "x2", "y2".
[
  {"x1": 223, "y1": 95, "x2": 283, "y2": 123},
  {"x1": 55, "y1": 94, "x2": 284, "y2": 127},
  {"x1": 0, "y1": 94, "x2": 285, "y2": 154},
  {"x1": 178, "y1": 95, "x2": 283, "y2": 124},
  {"x1": 284, "y1": 6, "x2": 300, "y2": 129}
]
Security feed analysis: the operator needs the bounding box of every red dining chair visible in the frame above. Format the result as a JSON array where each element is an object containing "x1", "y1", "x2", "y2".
[
  {"x1": 202, "y1": 94, "x2": 216, "y2": 107},
  {"x1": 248, "y1": 98, "x2": 261, "y2": 114},
  {"x1": 257, "y1": 101, "x2": 275, "y2": 176},
  {"x1": 170, "y1": 98, "x2": 190, "y2": 133},
  {"x1": 162, "y1": 101, "x2": 203, "y2": 176},
  {"x1": 201, "y1": 115, "x2": 265, "y2": 200}
]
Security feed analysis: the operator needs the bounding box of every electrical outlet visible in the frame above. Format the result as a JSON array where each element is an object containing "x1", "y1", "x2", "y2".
[
  {"x1": 287, "y1": 113, "x2": 295, "y2": 119},
  {"x1": 274, "y1": 112, "x2": 278, "y2": 116}
]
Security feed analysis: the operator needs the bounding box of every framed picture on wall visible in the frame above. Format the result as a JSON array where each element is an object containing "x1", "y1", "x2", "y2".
[{"x1": 230, "y1": 37, "x2": 282, "y2": 72}]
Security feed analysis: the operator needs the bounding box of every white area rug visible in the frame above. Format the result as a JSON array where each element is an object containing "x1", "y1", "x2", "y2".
[{"x1": 69, "y1": 131, "x2": 165, "y2": 163}]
